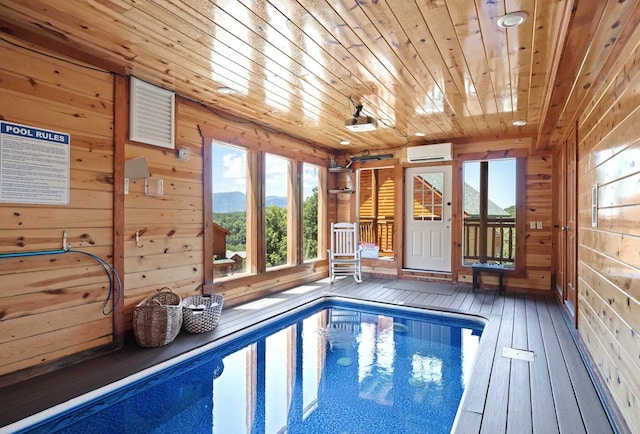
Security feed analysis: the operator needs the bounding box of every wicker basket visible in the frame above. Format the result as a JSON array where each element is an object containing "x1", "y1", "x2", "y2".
[
  {"x1": 133, "y1": 287, "x2": 183, "y2": 347},
  {"x1": 182, "y1": 294, "x2": 224, "y2": 333}
]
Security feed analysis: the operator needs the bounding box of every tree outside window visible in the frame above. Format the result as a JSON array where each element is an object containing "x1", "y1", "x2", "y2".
[
  {"x1": 303, "y1": 163, "x2": 320, "y2": 261},
  {"x1": 265, "y1": 153, "x2": 290, "y2": 268}
]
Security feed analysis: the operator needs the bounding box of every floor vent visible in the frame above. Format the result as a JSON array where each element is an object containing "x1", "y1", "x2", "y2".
[{"x1": 502, "y1": 347, "x2": 535, "y2": 362}]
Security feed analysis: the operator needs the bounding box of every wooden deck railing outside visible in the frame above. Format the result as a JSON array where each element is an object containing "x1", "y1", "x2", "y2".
[
  {"x1": 357, "y1": 216, "x2": 515, "y2": 264},
  {"x1": 358, "y1": 216, "x2": 394, "y2": 256},
  {"x1": 463, "y1": 216, "x2": 516, "y2": 265}
]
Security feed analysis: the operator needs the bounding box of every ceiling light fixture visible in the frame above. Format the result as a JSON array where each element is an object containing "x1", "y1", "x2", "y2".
[
  {"x1": 216, "y1": 86, "x2": 234, "y2": 94},
  {"x1": 497, "y1": 11, "x2": 528, "y2": 28},
  {"x1": 415, "y1": 132, "x2": 426, "y2": 137},
  {"x1": 340, "y1": 140, "x2": 350, "y2": 145},
  {"x1": 512, "y1": 120, "x2": 527, "y2": 126}
]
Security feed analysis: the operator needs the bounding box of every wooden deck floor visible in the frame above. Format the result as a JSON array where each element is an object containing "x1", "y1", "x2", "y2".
[{"x1": 0, "y1": 276, "x2": 616, "y2": 433}]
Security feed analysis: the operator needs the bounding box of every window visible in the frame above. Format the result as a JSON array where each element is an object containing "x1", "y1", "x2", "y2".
[
  {"x1": 462, "y1": 159, "x2": 518, "y2": 267},
  {"x1": 412, "y1": 172, "x2": 444, "y2": 221},
  {"x1": 303, "y1": 163, "x2": 320, "y2": 261},
  {"x1": 212, "y1": 142, "x2": 251, "y2": 278},
  {"x1": 204, "y1": 133, "x2": 327, "y2": 285},
  {"x1": 357, "y1": 167, "x2": 395, "y2": 258},
  {"x1": 265, "y1": 153, "x2": 291, "y2": 269}
]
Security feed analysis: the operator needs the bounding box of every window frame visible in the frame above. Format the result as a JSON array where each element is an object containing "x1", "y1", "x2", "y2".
[
  {"x1": 461, "y1": 158, "x2": 518, "y2": 267},
  {"x1": 356, "y1": 164, "x2": 397, "y2": 259},
  {"x1": 453, "y1": 151, "x2": 526, "y2": 277},
  {"x1": 208, "y1": 140, "x2": 252, "y2": 280},
  {"x1": 201, "y1": 127, "x2": 328, "y2": 289}
]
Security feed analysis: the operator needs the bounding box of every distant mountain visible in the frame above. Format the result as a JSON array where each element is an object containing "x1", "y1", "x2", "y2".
[
  {"x1": 213, "y1": 191, "x2": 246, "y2": 213},
  {"x1": 213, "y1": 191, "x2": 287, "y2": 212},
  {"x1": 266, "y1": 195, "x2": 288, "y2": 208}
]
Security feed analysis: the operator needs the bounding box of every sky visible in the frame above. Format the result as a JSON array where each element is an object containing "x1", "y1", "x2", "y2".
[
  {"x1": 212, "y1": 143, "x2": 318, "y2": 199},
  {"x1": 213, "y1": 143, "x2": 516, "y2": 208},
  {"x1": 463, "y1": 159, "x2": 516, "y2": 209}
]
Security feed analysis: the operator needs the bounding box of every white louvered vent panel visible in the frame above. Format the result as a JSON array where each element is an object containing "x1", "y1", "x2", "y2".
[{"x1": 129, "y1": 77, "x2": 175, "y2": 149}]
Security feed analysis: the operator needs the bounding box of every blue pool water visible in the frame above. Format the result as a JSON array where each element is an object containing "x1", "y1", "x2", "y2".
[{"x1": 9, "y1": 300, "x2": 483, "y2": 434}]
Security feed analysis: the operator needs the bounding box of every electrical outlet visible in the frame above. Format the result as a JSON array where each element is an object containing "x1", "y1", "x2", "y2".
[
  {"x1": 529, "y1": 221, "x2": 536, "y2": 229},
  {"x1": 536, "y1": 221, "x2": 543, "y2": 229}
]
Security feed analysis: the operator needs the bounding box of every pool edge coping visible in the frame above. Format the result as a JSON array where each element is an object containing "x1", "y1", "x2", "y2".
[{"x1": 1, "y1": 293, "x2": 489, "y2": 433}]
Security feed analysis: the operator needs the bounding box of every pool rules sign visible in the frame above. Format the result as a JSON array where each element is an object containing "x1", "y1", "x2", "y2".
[{"x1": 0, "y1": 121, "x2": 70, "y2": 205}]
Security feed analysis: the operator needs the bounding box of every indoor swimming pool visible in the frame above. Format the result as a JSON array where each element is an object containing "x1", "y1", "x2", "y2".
[{"x1": 3, "y1": 299, "x2": 484, "y2": 434}]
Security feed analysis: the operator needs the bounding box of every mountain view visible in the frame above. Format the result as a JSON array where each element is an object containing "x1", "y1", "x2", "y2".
[{"x1": 213, "y1": 191, "x2": 287, "y2": 212}]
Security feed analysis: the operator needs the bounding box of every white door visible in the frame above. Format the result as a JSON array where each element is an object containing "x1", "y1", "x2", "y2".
[{"x1": 404, "y1": 165, "x2": 452, "y2": 272}]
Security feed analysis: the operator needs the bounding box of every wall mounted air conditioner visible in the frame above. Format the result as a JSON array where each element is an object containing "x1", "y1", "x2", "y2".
[{"x1": 406, "y1": 143, "x2": 453, "y2": 163}]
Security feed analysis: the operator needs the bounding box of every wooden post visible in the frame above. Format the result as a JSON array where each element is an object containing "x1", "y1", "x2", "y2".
[
  {"x1": 479, "y1": 161, "x2": 488, "y2": 263},
  {"x1": 112, "y1": 74, "x2": 126, "y2": 345}
]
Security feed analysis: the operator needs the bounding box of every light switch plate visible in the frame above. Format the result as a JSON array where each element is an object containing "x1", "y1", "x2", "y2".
[
  {"x1": 145, "y1": 177, "x2": 163, "y2": 196},
  {"x1": 177, "y1": 146, "x2": 190, "y2": 160}
]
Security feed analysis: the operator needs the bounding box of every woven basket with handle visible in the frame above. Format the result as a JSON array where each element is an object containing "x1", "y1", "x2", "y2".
[
  {"x1": 133, "y1": 287, "x2": 183, "y2": 347},
  {"x1": 182, "y1": 294, "x2": 224, "y2": 333}
]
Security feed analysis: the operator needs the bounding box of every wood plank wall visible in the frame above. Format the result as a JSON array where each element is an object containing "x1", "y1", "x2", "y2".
[
  {"x1": 0, "y1": 35, "x2": 335, "y2": 382},
  {"x1": 0, "y1": 36, "x2": 116, "y2": 380},
  {"x1": 122, "y1": 98, "x2": 206, "y2": 330},
  {"x1": 125, "y1": 96, "x2": 336, "y2": 317},
  {"x1": 575, "y1": 19, "x2": 640, "y2": 429},
  {"x1": 454, "y1": 138, "x2": 553, "y2": 291},
  {"x1": 350, "y1": 138, "x2": 553, "y2": 290}
]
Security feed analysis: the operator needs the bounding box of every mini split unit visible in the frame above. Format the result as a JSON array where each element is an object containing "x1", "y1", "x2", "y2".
[{"x1": 406, "y1": 143, "x2": 453, "y2": 162}]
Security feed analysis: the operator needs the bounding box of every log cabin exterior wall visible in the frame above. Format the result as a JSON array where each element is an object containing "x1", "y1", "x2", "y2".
[
  {"x1": 0, "y1": 36, "x2": 116, "y2": 380},
  {"x1": 574, "y1": 19, "x2": 640, "y2": 429}
]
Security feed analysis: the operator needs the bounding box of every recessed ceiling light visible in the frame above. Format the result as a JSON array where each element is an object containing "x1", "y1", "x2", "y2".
[
  {"x1": 497, "y1": 11, "x2": 528, "y2": 28},
  {"x1": 415, "y1": 132, "x2": 426, "y2": 137},
  {"x1": 340, "y1": 140, "x2": 350, "y2": 145},
  {"x1": 512, "y1": 120, "x2": 527, "y2": 126},
  {"x1": 216, "y1": 86, "x2": 234, "y2": 94}
]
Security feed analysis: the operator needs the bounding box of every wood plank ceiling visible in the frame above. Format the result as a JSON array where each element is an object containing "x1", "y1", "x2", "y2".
[{"x1": 0, "y1": 0, "x2": 636, "y2": 153}]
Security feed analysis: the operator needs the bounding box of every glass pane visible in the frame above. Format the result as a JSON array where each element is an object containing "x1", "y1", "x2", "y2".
[
  {"x1": 212, "y1": 142, "x2": 249, "y2": 277},
  {"x1": 265, "y1": 153, "x2": 290, "y2": 268},
  {"x1": 303, "y1": 163, "x2": 319, "y2": 261},
  {"x1": 462, "y1": 159, "x2": 516, "y2": 267},
  {"x1": 488, "y1": 159, "x2": 516, "y2": 264},
  {"x1": 357, "y1": 167, "x2": 395, "y2": 258},
  {"x1": 412, "y1": 172, "x2": 443, "y2": 221}
]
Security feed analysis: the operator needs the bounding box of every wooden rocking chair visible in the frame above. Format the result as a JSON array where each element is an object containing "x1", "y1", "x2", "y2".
[{"x1": 327, "y1": 222, "x2": 362, "y2": 284}]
